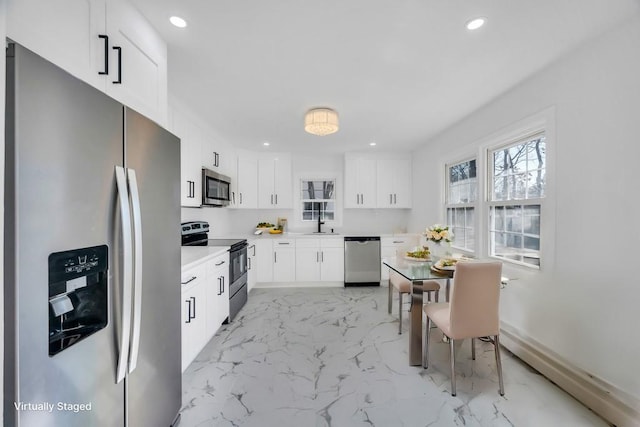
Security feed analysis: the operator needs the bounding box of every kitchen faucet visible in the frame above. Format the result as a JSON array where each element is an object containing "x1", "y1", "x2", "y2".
[{"x1": 317, "y1": 204, "x2": 324, "y2": 233}]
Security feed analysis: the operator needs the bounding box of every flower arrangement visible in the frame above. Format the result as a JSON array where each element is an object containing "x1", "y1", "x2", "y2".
[{"x1": 424, "y1": 224, "x2": 453, "y2": 244}]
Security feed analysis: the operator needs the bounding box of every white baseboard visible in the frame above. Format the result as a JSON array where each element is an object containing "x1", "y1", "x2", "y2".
[{"x1": 500, "y1": 322, "x2": 640, "y2": 427}]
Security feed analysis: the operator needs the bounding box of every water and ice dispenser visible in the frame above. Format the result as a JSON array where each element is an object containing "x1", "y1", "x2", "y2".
[{"x1": 48, "y1": 245, "x2": 108, "y2": 356}]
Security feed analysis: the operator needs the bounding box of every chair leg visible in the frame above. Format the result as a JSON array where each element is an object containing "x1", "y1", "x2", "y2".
[
  {"x1": 449, "y1": 338, "x2": 456, "y2": 396},
  {"x1": 398, "y1": 292, "x2": 403, "y2": 334},
  {"x1": 471, "y1": 338, "x2": 476, "y2": 360},
  {"x1": 387, "y1": 282, "x2": 392, "y2": 314},
  {"x1": 494, "y1": 335, "x2": 505, "y2": 396},
  {"x1": 434, "y1": 290, "x2": 439, "y2": 302},
  {"x1": 423, "y1": 317, "x2": 431, "y2": 368}
]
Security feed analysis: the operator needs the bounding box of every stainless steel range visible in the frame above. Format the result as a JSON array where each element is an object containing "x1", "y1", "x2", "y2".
[{"x1": 181, "y1": 222, "x2": 248, "y2": 322}]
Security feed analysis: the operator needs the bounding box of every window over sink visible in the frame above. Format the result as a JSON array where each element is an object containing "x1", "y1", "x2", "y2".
[{"x1": 301, "y1": 179, "x2": 336, "y2": 221}]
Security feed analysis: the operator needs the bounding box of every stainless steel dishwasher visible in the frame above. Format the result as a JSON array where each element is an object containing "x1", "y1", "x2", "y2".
[{"x1": 344, "y1": 236, "x2": 381, "y2": 286}]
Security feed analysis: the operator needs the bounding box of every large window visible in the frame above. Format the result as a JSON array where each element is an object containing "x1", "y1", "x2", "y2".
[
  {"x1": 446, "y1": 159, "x2": 477, "y2": 252},
  {"x1": 301, "y1": 179, "x2": 335, "y2": 221},
  {"x1": 489, "y1": 133, "x2": 545, "y2": 267}
]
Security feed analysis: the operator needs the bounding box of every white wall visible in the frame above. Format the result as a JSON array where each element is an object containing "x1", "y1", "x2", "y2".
[{"x1": 409, "y1": 13, "x2": 640, "y2": 402}]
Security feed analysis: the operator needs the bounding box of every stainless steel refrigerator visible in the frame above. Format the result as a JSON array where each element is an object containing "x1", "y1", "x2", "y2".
[{"x1": 4, "y1": 43, "x2": 181, "y2": 426}]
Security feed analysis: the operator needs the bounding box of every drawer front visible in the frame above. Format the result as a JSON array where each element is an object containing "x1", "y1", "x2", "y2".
[
  {"x1": 274, "y1": 238, "x2": 296, "y2": 248},
  {"x1": 295, "y1": 238, "x2": 320, "y2": 248},
  {"x1": 181, "y1": 263, "x2": 206, "y2": 288}
]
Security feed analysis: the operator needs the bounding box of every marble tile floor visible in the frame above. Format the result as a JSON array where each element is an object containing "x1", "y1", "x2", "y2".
[{"x1": 181, "y1": 286, "x2": 609, "y2": 427}]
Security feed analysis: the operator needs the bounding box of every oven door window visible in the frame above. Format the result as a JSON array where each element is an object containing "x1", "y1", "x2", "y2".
[
  {"x1": 206, "y1": 176, "x2": 230, "y2": 202},
  {"x1": 230, "y1": 248, "x2": 247, "y2": 283}
]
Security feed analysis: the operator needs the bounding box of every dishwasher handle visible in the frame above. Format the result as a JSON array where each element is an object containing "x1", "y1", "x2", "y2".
[{"x1": 344, "y1": 236, "x2": 380, "y2": 242}]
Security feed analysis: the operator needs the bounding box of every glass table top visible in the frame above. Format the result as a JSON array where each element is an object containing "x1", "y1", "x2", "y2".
[{"x1": 383, "y1": 257, "x2": 452, "y2": 281}]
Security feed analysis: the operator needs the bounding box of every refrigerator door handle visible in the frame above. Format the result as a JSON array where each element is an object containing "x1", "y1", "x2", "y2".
[
  {"x1": 127, "y1": 168, "x2": 143, "y2": 374},
  {"x1": 115, "y1": 166, "x2": 133, "y2": 384}
]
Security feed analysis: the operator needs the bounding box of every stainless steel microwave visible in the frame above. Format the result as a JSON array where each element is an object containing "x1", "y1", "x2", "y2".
[{"x1": 202, "y1": 168, "x2": 231, "y2": 207}]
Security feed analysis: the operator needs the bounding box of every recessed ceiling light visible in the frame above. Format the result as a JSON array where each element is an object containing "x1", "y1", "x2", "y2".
[
  {"x1": 263, "y1": 142, "x2": 270, "y2": 146},
  {"x1": 169, "y1": 16, "x2": 187, "y2": 28},
  {"x1": 369, "y1": 142, "x2": 377, "y2": 146},
  {"x1": 466, "y1": 17, "x2": 486, "y2": 31}
]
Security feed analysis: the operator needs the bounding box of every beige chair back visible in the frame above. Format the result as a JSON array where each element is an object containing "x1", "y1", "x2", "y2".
[{"x1": 448, "y1": 261, "x2": 502, "y2": 340}]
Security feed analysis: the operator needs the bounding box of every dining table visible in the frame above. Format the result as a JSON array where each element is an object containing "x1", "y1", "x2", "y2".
[
  {"x1": 383, "y1": 256, "x2": 453, "y2": 366},
  {"x1": 384, "y1": 256, "x2": 511, "y2": 366}
]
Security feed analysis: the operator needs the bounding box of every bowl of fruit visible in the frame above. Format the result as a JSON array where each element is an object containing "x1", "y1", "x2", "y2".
[{"x1": 405, "y1": 246, "x2": 431, "y2": 262}]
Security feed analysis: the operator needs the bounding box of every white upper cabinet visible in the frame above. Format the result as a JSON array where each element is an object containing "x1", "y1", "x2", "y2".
[
  {"x1": 376, "y1": 158, "x2": 412, "y2": 208},
  {"x1": 344, "y1": 154, "x2": 377, "y2": 208},
  {"x1": 170, "y1": 108, "x2": 201, "y2": 207},
  {"x1": 258, "y1": 153, "x2": 292, "y2": 209},
  {"x1": 345, "y1": 153, "x2": 412, "y2": 209},
  {"x1": 232, "y1": 153, "x2": 259, "y2": 208},
  {"x1": 7, "y1": 0, "x2": 168, "y2": 125},
  {"x1": 105, "y1": 0, "x2": 168, "y2": 124},
  {"x1": 7, "y1": 0, "x2": 105, "y2": 89}
]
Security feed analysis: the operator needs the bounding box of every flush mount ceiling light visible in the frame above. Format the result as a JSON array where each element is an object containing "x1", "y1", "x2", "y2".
[
  {"x1": 304, "y1": 108, "x2": 339, "y2": 136},
  {"x1": 369, "y1": 142, "x2": 377, "y2": 146},
  {"x1": 466, "y1": 17, "x2": 486, "y2": 30},
  {"x1": 169, "y1": 16, "x2": 187, "y2": 28}
]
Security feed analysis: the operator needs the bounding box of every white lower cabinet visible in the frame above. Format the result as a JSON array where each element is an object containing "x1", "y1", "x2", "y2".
[
  {"x1": 206, "y1": 253, "x2": 229, "y2": 336},
  {"x1": 295, "y1": 238, "x2": 344, "y2": 282},
  {"x1": 273, "y1": 240, "x2": 296, "y2": 282},
  {"x1": 181, "y1": 263, "x2": 207, "y2": 372},
  {"x1": 381, "y1": 235, "x2": 419, "y2": 281},
  {"x1": 181, "y1": 252, "x2": 229, "y2": 372},
  {"x1": 247, "y1": 241, "x2": 257, "y2": 292},
  {"x1": 255, "y1": 239, "x2": 296, "y2": 283}
]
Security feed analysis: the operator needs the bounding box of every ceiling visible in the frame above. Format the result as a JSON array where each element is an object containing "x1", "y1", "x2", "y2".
[{"x1": 130, "y1": 0, "x2": 639, "y2": 154}]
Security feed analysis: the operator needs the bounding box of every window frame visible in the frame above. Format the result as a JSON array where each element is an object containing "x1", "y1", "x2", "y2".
[
  {"x1": 300, "y1": 178, "x2": 337, "y2": 223},
  {"x1": 444, "y1": 157, "x2": 478, "y2": 254},
  {"x1": 486, "y1": 131, "x2": 547, "y2": 269},
  {"x1": 293, "y1": 173, "x2": 343, "y2": 230}
]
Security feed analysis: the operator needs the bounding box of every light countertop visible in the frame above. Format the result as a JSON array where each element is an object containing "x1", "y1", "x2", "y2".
[{"x1": 181, "y1": 246, "x2": 229, "y2": 271}]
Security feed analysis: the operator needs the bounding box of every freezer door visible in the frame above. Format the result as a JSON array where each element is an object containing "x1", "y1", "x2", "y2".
[
  {"x1": 124, "y1": 108, "x2": 181, "y2": 427},
  {"x1": 5, "y1": 44, "x2": 125, "y2": 426}
]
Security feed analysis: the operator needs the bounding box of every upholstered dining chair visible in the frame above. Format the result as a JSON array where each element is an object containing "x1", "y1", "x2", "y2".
[
  {"x1": 422, "y1": 261, "x2": 504, "y2": 396},
  {"x1": 388, "y1": 270, "x2": 440, "y2": 334}
]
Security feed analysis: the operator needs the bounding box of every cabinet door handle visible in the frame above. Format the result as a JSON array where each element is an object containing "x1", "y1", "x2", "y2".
[
  {"x1": 394, "y1": 194, "x2": 397, "y2": 204},
  {"x1": 181, "y1": 276, "x2": 197, "y2": 285},
  {"x1": 316, "y1": 251, "x2": 319, "y2": 262},
  {"x1": 222, "y1": 276, "x2": 225, "y2": 293},
  {"x1": 274, "y1": 194, "x2": 278, "y2": 205},
  {"x1": 213, "y1": 152, "x2": 219, "y2": 167},
  {"x1": 215, "y1": 260, "x2": 225, "y2": 266},
  {"x1": 271, "y1": 194, "x2": 273, "y2": 205},
  {"x1": 390, "y1": 194, "x2": 393, "y2": 204},
  {"x1": 278, "y1": 242, "x2": 290, "y2": 245},
  {"x1": 274, "y1": 252, "x2": 277, "y2": 263},
  {"x1": 232, "y1": 191, "x2": 235, "y2": 204},
  {"x1": 248, "y1": 257, "x2": 252, "y2": 270},
  {"x1": 191, "y1": 296, "x2": 196, "y2": 319},
  {"x1": 112, "y1": 46, "x2": 122, "y2": 84},
  {"x1": 217, "y1": 277, "x2": 222, "y2": 295},
  {"x1": 240, "y1": 193, "x2": 243, "y2": 204},
  {"x1": 185, "y1": 299, "x2": 192, "y2": 323},
  {"x1": 321, "y1": 251, "x2": 324, "y2": 262},
  {"x1": 361, "y1": 194, "x2": 364, "y2": 204},
  {"x1": 98, "y1": 35, "x2": 109, "y2": 75}
]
